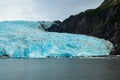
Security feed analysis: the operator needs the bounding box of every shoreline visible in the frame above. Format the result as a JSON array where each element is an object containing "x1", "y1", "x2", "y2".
[{"x1": 0, "y1": 55, "x2": 120, "y2": 59}]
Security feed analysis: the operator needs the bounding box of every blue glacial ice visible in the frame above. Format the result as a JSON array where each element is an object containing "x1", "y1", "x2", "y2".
[{"x1": 0, "y1": 21, "x2": 113, "y2": 58}]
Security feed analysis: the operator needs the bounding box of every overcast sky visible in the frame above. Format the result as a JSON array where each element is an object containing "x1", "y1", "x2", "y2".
[{"x1": 0, "y1": 0, "x2": 104, "y2": 21}]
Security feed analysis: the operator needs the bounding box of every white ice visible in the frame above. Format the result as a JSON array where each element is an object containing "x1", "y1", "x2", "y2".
[{"x1": 0, "y1": 21, "x2": 113, "y2": 58}]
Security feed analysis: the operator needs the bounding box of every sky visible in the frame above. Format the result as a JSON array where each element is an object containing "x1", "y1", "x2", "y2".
[{"x1": 0, "y1": 0, "x2": 104, "y2": 21}]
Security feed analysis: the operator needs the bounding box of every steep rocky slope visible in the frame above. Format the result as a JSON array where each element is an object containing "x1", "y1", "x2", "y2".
[{"x1": 47, "y1": 0, "x2": 120, "y2": 55}]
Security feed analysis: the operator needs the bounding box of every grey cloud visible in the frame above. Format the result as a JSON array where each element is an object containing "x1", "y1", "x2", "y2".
[{"x1": 0, "y1": 0, "x2": 104, "y2": 21}]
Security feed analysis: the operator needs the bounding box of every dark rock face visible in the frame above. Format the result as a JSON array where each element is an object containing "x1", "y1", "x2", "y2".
[
  {"x1": 47, "y1": 0, "x2": 120, "y2": 55},
  {"x1": 47, "y1": 21, "x2": 62, "y2": 32}
]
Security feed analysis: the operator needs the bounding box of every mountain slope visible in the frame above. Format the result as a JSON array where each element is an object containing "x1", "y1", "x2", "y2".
[{"x1": 47, "y1": 0, "x2": 120, "y2": 55}]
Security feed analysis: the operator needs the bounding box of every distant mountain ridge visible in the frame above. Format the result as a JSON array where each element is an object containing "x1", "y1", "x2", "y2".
[{"x1": 47, "y1": 0, "x2": 120, "y2": 55}]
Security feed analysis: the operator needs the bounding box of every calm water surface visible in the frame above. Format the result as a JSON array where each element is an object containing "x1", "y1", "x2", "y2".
[{"x1": 0, "y1": 58, "x2": 120, "y2": 80}]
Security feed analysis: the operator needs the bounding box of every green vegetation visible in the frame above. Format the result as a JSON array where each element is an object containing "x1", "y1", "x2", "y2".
[
  {"x1": 100, "y1": 0, "x2": 120, "y2": 9},
  {"x1": 84, "y1": 0, "x2": 120, "y2": 19}
]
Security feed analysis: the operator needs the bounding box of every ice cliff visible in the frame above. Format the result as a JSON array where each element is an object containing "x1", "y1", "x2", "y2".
[{"x1": 0, "y1": 21, "x2": 113, "y2": 58}]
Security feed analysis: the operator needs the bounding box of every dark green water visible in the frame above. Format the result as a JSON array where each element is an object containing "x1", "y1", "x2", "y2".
[{"x1": 0, "y1": 58, "x2": 120, "y2": 80}]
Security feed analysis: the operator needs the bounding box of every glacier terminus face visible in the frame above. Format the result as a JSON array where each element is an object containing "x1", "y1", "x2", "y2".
[{"x1": 0, "y1": 21, "x2": 113, "y2": 58}]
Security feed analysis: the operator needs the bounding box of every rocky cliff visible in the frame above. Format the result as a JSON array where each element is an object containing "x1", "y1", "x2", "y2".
[{"x1": 47, "y1": 0, "x2": 120, "y2": 55}]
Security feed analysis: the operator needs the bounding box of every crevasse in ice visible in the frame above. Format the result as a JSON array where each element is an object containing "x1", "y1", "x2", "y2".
[{"x1": 0, "y1": 21, "x2": 113, "y2": 58}]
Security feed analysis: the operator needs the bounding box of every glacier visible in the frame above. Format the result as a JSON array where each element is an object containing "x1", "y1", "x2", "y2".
[{"x1": 0, "y1": 21, "x2": 113, "y2": 58}]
